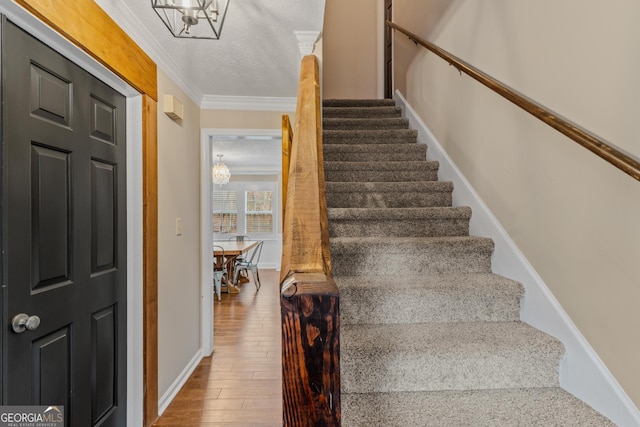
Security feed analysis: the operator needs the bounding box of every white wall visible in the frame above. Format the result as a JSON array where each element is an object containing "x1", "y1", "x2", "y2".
[
  {"x1": 157, "y1": 70, "x2": 203, "y2": 401},
  {"x1": 394, "y1": 0, "x2": 640, "y2": 415}
]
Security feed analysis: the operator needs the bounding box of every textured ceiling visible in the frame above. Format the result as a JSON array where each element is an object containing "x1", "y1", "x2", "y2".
[{"x1": 95, "y1": 0, "x2": 325, "y2": 102}]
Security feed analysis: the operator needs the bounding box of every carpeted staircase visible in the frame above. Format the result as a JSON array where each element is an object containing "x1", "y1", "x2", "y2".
[{"x1": 323, "y1": 98, "x2": 615, "y2": 426}]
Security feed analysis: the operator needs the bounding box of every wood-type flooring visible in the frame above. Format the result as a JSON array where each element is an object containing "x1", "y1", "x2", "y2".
[{"x1": 154, "y1": 269, "x2": 282, "y2": 426}]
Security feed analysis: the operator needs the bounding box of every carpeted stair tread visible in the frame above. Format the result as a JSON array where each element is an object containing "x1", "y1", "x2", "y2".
[
  {"x1": 323, "y1": 106, "x2": 402, "y2": 118},
  {"x1": 330, "y1": 236, "x2": 494, "y2": 276},
  {"x1": 326, "y1": 181, "x2": 453, "y2": 208},
  {"x1": 325, "y1": 160, "x2": 438, "y2": 172},
  {"x1": 323, "y1": 98, "x2": 396, "y2": 107},
  {"x1": 341, "y1": 321, "x2": 564, "y2": 393},
  {"x1": 328, "y1": 207, "x2": 471, "y2": 237},
  {"x1": 324, "y1": 143, "x2": 426, "y2": 162},
  {"x1": 342, "y1": 388, "x2": 615, "y2": 426},
  {"x1": 323, "y1": 143, "x2": 424, "y2": 153},
  {"x1": 323, "y1": 129, "x2": 418, "y2": 144},
  {"x1": 325, "y1": 160, "x2": 439, "y2": 183},
  {"x1": 328, "y1": 206, "x2": 470, "y2": 220},
  {"x1": 323, "y1": 117, "x2": 409, "y2": 130},
  {"x1": 326, "y1": 180, "x2": 453, "y2": 193},
  {"x1": 331, "y1": 235, "x2": 494, "y2": 253},
  {"x1": 335, "y1": 273, "x2": 523, "y2": 324}
]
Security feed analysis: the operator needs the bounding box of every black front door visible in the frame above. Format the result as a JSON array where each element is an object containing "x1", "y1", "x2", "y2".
[{"x1": 1, "y1": 18, "x2": 127, "y2": 426}]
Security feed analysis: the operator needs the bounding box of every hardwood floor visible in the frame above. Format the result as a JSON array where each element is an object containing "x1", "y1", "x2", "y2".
[{"x1": 154, "y1": 269, "x2": 283, "y2": 426}]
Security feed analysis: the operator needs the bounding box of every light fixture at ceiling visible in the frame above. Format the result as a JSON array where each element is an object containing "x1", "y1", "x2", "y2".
[
  {"x1": 212, "y1": 154, "x2": 231, "y2": 186},
  {"x1": 151, "y1": 0, "x2": 230, "y2": 39}
]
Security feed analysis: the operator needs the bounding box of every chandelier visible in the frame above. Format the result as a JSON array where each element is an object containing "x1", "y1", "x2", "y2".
[
  {"x1": 212, "y1": 154, "x2": 231, "y2": 186},
  {"x1": 151, "y1": 0, "x2": 230, "y2": 39}
]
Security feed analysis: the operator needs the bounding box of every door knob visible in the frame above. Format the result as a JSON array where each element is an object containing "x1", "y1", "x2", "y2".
[{"x1": 11, "y1": 313, "x2": 41, "y2": 333}]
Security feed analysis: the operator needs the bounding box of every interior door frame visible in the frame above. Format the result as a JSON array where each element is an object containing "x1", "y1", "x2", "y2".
[
  {"x1": 377, "y1": 0, "x2": 386, "y2": 98},
  {"x1": 1, "y1": 2, "x2": 157, "y2": 426},
  {"x1": 200, "y1": 128, "x2": 282, "y2": 356}
]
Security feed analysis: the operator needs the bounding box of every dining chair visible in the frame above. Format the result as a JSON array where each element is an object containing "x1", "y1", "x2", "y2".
[
  {"x1": 233, "y1": 240, "x2": 263, "y2": 291},
  {"x1": 228, "y1": 235, "x2": 251, "y2": 266},
  {"x1": 212, "y1": 245, "x2": 227, "y2": 301}
]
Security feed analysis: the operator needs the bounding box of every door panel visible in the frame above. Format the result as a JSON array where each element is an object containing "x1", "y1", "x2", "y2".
[
  {"x1": 31, "y1": 327, "x2": 71, "y2": 410},
  {"x1": 91, "y1": 160, "x2": 116, "y2": 273},
  {"x1": 91, "y1": 306, "x2": 117, "y2": 424},
  {"x1": 2, "y1": 18, "x2": 127, "y2": 427},
  {"x1": 31, "y1": 145, "x2": 71, "y2": 291},
  {"x1": 30, "y1": 63, "x2": 72, "y2": 128}
]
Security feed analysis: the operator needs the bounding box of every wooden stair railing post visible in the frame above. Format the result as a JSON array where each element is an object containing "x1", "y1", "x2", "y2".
[
  {"x1": 280, "y1": 55, "x2": 341, "y2": 426},
  {"x1": 282, "y1": 114, "x2": 293, "y2": 221}
]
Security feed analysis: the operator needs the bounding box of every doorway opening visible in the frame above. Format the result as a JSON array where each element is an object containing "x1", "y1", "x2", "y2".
[{"x1": 200, "y1": 128, "x2": 282, "y2": 355}]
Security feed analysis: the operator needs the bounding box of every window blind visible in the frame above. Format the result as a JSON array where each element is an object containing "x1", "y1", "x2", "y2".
[
  {"x1": 212, "y1": 191, "x2": 238, "y2": 234},
  {"x1": 246, "y1": 191, "x2": 273, "y2": 233}
]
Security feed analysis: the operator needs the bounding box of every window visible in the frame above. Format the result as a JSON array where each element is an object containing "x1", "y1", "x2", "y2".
[
  {"x1": 246, "y1": 191, "x2": 273, "y2": 233},
  {"x1": 212, "y1": 182, "x2": 277, "y2": 238},
  {"x1": 212, "y1": 191, "x2": 238, "y2": 234}
]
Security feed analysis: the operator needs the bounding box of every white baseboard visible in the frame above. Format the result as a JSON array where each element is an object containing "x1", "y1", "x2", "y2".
[
  {"x1": 258, "y1": 263, "x2": 281, "y2": 270},
  {"x1": 394, "y1": 90, "x2": 640, "y2": 427},
  {"x1": 158, "y1": 350, "x2": 203, "y2": 416}
]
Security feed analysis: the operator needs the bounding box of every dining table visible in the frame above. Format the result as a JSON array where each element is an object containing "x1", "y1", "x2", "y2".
[{"x1": 213, "y1": 240, "x2": 259, "y2": 294}]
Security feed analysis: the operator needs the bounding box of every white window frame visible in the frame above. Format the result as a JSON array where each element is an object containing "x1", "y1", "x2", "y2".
[{"x1": 213, "y1": 181, "x2": 278, "y2": 240}]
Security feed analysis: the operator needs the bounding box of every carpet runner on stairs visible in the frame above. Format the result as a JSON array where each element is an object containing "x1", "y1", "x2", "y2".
[{"x1": 323, "y1": 98, "x2": 615, "y2": 426}]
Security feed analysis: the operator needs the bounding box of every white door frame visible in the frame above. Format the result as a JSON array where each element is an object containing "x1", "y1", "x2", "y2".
[
  {"x1": 0, "y1": 4, "x2": 145, "y2": 425},
  {"x1": 199, "y1": 128, "x2": 282, "y2": 356}
]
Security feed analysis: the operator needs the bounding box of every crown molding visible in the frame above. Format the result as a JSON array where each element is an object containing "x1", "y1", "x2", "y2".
[
  {"x1": 294, "y1": 30, "x2": 320, "y2": 57},
  {"x1": 97, "y1": 0, "x2": 203, "y2": 105},
  {"x1": 201, "y1": 95, "x2": 296, "y2": 112}
]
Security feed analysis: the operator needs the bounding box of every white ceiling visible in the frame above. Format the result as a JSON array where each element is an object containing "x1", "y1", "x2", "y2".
[
  {"x1": 95, "y1": 0, "x2": 325, "y2": 103},
  {"x1": 210, "y1": 133, "x2": 282, "y2": 174}
]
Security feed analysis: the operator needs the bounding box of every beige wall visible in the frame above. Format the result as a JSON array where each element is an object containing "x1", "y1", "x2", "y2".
[
  {"x1": 156, "y1": 70, "x2": 203, "y2": 398},
  {"x1": 395, "y1": 0, "x2": 640, "y2": 409},
  {"x1": 323, "y1": 0, "x2": 380, "y2": 98},
  {"x1": 201, "y1": 109, "x2": 288, "y2": 129},
  {"x1": 156, "y1": 104, "x2": 293, "y2": 400}
]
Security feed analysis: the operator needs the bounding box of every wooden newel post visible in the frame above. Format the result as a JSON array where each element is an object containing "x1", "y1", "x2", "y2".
[{"x1": 281, "y1": 274, "x2": 341, "y2": 426}]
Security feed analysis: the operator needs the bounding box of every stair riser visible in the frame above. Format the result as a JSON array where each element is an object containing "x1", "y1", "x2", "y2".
[
  {"x1": 323, "y1": 119, "x2": 409, "y2": 130},
  {"x1": 325, "y1": 170, "x2": 439, "y2": 182},
  {"x1": 327, "y1": 192, "x2": 452, "y2": 208},
  {"x1": 329, "y1": 219, "x2": 469, "y2": 238},
  {"x1": 323, "y1": 136, "x2": 418, "y2": 145},
  {"x1": 341, "y1": 389, "x2": 614, "y2": 427},
  {"x1": 324, "y1": 151, "x2": 425, "y2": 162},
  {"x1": 324, "y1": 144, "x2": 424, "y2": 153},
  {"x1": 341, "y1": 351, "x2": 561, "y2": 393},
  {"x1": 323, "y1": 130, "x2": 418, "y2": 145},
  {"x1": 324, "y1": 141, "x2": 426, "y2": 161},
  {"x1": 323, "y1": 99, "x2": 396, "y2": 107},
  {"x1": 340, "y1": 288, "x2": 521, "y2": 324},
  {"x1": 330, "y1": 246, "x2": 492, "y2": 276},
  {"x1": 323, "y1": 107, "x2": 402, "y2": 118}
]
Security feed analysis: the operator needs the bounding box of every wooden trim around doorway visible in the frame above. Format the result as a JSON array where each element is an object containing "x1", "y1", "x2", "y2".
[{"x1": 15, "y1": 1, "x2": 160, "y2": 426}]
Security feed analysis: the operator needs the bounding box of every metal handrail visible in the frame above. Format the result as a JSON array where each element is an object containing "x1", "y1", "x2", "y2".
[{"x1": 387, "y1": 21, "x2": 640, "y2": 182}]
